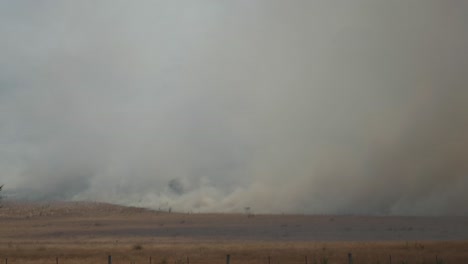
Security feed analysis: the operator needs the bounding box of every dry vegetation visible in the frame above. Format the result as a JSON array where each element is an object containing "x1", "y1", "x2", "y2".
[
  {"x1": 1, "y1": 201, "x2": 467, "y2": 264},
  {"x1": 3, "y1": 241, "x2": 468, "y2": 264}
]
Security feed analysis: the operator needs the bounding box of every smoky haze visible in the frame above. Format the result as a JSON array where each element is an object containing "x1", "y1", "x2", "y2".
[{"x1": 1, "y1": 1, "x2": 467, "y2": 215}]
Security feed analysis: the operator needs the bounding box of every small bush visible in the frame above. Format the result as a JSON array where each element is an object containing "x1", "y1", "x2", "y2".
[
  {"x1": 320, "y1": 256, "x2": 328, "y2": 264},
  {"x1": 436, "y1": 256, "x2": 445, "y2": 264},
  {"x1": 132, "y1": 244, "x2": 143, "y2": 250}
]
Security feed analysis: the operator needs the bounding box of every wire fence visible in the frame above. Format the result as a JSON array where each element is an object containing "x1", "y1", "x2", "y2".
[{"x1": 2, "y1": 253, "x2": 448, "y2": 264}]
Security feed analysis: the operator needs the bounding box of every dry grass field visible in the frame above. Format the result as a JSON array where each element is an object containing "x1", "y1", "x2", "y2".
[{"x1": 1, "y1": 201, "x2": 467, "y2": 264}]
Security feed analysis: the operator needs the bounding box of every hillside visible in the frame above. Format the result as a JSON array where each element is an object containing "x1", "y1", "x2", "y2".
[{"x1": 1, "y1": 201, "x2": 467, "y2": 242}]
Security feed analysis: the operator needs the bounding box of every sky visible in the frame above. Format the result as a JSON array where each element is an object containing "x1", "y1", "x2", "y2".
[{"x1": 1, "y1": 0, "x2": 467, "y2": 215}]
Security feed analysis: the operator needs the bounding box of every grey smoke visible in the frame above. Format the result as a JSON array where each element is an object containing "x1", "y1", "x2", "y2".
[
  {"x1": 168, "y1": 178, "x2": 186, "y2": 195},
  {"x1": 1, "y1": 1, "x2": 467, "y2": 215}
]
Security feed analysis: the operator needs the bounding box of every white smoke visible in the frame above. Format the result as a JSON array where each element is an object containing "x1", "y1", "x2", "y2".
[{"x1": 1, "y1": 0, "x2": 467, "y2": 215}]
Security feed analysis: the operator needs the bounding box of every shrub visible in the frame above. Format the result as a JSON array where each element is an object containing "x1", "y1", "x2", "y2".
[{"x1": 132, "y1": 244, "x2": 143, "y2": 250}]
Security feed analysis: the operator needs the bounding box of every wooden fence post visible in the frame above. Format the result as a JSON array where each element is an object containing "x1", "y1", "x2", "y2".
[
  {"x1": 187, "y1": 256, "x2": 189, "y2": 264},
  {"x1": 348, "y1": 253, "x2": 353, "y2": 264},
  {"x1": 108, "y1": 255, "x2": 112, "y2": 264},
  {"x1": 5, "y1": 258, "x2": 7, "y2": 264},
  {"x1": 226, "y1": 254, "x2": 230, "y2": 264},
  {"x1": 56, "y1": 257, "x2": 58, "y2": 264},
  {"x1": 150, "y1": 256, "x2": 152, "y2": 264},
  {"x1": 389, "y1": 254, "x2": 392, "y2": 264},
  {"x1": 305, "y1": 256, "x2": 308, "y2": 264}
]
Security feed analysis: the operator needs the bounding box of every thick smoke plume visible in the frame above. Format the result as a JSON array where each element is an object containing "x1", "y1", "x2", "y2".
[{"x1": 1, "y1": 1, "x2": 467, "y2": 215}]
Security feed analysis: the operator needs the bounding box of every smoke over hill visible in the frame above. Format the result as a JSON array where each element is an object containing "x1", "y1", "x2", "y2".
[{"x1": 1, "y1": 1, "x2": 467, "y2": 215}]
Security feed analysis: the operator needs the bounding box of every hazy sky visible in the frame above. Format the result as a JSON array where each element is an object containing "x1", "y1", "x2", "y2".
[{"x1": 1, "y1": 1, "x2": 467, "y2": 215}]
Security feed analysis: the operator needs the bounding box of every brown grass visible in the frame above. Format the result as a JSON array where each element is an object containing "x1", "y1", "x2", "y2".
[
  {"x1": 1, "y1": 201, "x2": 467, "y2": 264},
  {"x1": 2, "y1": 241, "x2": 468, "y2": 264}
]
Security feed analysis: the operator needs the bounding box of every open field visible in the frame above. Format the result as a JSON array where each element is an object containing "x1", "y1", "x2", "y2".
[{"x1": 1, "y1": 201, "x2": 468, "y2": 263}]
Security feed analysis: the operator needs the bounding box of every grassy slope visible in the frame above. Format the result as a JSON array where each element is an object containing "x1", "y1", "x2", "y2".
[{"x1": 0, "y1": 201, "x2": 467, "y2": 263}]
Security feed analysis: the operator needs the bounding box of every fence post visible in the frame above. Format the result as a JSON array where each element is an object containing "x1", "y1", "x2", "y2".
[
  {"x1": 389, "y1": 255, "x2": 392, "y2": 264},
  {"x1": 348, "y1": 253, "x2": 353, "y2": 264},
  {"x1": 108, "y1": 255, "x2": 112, "y2": 264},
  {"x1": 305, "y1": 256, "x2": 308, "y2": 264},
  {"x1": 5, "y1": 258, "x2": 7, "y2": 264},
  {"x1": 226, "y1": 254, "x2": 230, "y2": 264},
  {"x1": 150, "y1": 256, "x2": 152, "y2": 264},
  {"x1": 56, "y1": 257, "x2": 59, "y2": 264},
  {"x1": 187, "y1": 256, "x2": 189, "y2": 264}
]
